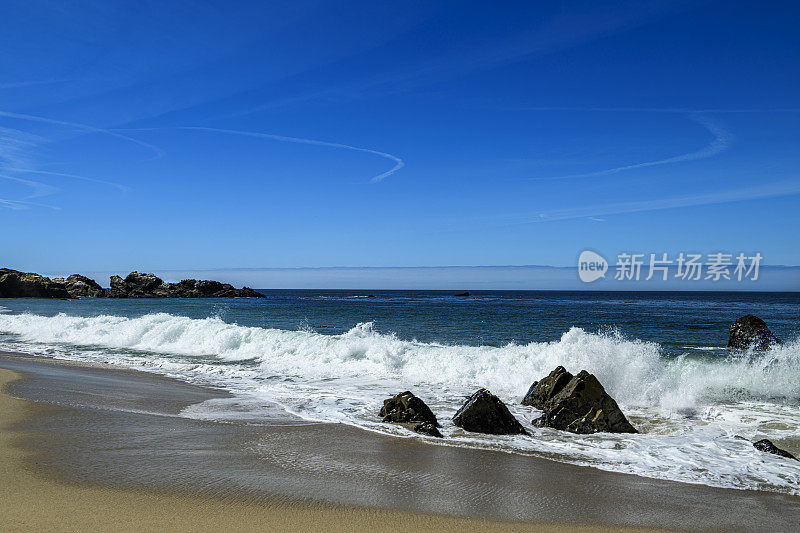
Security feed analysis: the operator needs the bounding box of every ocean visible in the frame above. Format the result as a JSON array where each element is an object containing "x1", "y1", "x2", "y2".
[{"x1": 1, "y1": 290, "x2": 799, "y2": 494}]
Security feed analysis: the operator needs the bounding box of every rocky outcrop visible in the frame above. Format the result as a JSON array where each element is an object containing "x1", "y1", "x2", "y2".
[
  {"x1": 0, "y1": 268, "x2": 70, "y2": 298},
  {"x1": 380, "y1": 391, "x2": 442, "y2": 437},
  {"x1": 753, "y1": 439, "x2": 798, "y2": 461},
  {"x1": 105, "y1": 271, "x2": 264, "y2": 298},
  {"x1": 108, "y1": 273, "x2": 171, "y2": 297},
  {"x1": 452, "y1": 388, "x2": 527, "y2": 435},
  {"x1": 53, "y1": 274, "x2": 105, "y2": 297},
  {"x1": 728, "y1": 315, "x2": 781, "y2": 350},
  {"x1": 0, "y1": 267, "x2": 264, "y2": 299},
  {"x1": 168, "y1": 278, "x2": 263, "y2": 298},
  {"x1": 524, "y1": 367, "x2": 637, "y2": 434}
]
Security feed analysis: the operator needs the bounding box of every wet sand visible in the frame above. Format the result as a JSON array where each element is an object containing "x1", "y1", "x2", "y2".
[{"x1": 2, "y1": 353, "x2": 799, "y2": 531}]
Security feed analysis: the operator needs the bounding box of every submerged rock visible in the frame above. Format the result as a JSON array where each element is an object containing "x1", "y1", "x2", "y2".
[
  {"x1": 728, "y1": 315, "x2": 781, "y2": 350},
  {"x1": 380, "y1": 391, "x2": 441, "y2": 437},
  {"x1": 452, "y1": 388, "x2": 527, "y2": 435},
  {"x1": 753, "y1": 439, "x2": 798, "y2": 461},
  {"x1": 53, "y1": 274, "x2": 105, "y2": 297},
  {"x1": 0, "y1": 268, "x2": 70, "y2": 298},
  {"x1": 411, "y1": 421, "x2": 443, "y2": 438},
  {"x1": 525, "y1": 367, "x2": 637, "y2": 434}
]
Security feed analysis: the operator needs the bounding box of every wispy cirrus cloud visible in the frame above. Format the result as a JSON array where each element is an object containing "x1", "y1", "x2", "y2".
[
  {"x1": 232, "y1": 1, "x2": 691, "y2": 117},
  {"x1": 0, "y1": 109, "x2": 155, "y2": 209},
  {"x1": 5, "y1": 169, "x2": 130, "y2": 192},
  {"x1": 0, "y1": 110, "x2": 164, "y2": 160},
  {"x1": 0, "y1": 173, "x2": 59, "y2": 199},
  {"x1": 0, "y1": 78, "x2": 77, "y2": 90},
  {"x1": 525, "y1": 179, "x2": 800, "y2": 223}
]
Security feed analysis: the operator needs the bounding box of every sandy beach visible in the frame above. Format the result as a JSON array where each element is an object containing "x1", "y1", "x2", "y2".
[
  {"x1": 1, "y1": 353, "x2": 799, "y2": 532},
  {"x1": 0, "y1": 358, "x2": 575, "y2": 533}
]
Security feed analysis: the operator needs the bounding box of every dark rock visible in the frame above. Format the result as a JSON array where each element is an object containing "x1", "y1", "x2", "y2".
[
  {"x1": 1, "y1": 267, "x2": 264, "y2": 299},
  {"x1": 452, "y1": 388, "x2": 527, "y2": 435},
  {"x1": 412, "y1": 422, "x2": 443, "y2": 438},
  {"x1": 380, "y1": 391, "x2": 438, "y2": 425},
  {"x1": 728, "y1": 315, "x2": 781, "y2": 350},
  {"x1": 379, "y1": 391, "x2": 441, "y2": 438},
  {"x1": 0, "y1": 268, "x2": 70, "y2": 298},
  {"x1": 53, "y1": 274, "x2": 105, "y2": 297},
  {"x1": 453, "y1": 292, "x2": 470, "y2": 297},
  {"x1": 124, "y1": 271, "x2": 167, "y2": 297},
  {"x1": 237, "y1": 286, "x2": 263, "y2": 298},
  {"x1": 104, "y1": 271, "x2": 265, "y2": 298},
  {"x1": 526, "y1": 368, "x2": 637, "y2": 434},
  {"x1": 522, "y1": 366, "x2": 573, "y2": 408},
  {"x1": 107, "y1": 275, "x2": 127, "y2": 297},
  {"x1": 753, "y1": 439, "x2": 798, "y2": 461}
]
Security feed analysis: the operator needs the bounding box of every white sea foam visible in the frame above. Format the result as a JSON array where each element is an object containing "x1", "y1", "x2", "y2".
[{"x1": 1, "y1": 311, "x2": 799, "y2": 494}]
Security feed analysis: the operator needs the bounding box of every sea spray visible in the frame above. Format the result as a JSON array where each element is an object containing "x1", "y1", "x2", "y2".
[{"x1": 2, "y1": 312, "x2": 797, "y2": 408}]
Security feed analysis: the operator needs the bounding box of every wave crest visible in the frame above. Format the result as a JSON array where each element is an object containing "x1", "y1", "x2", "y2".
[{"x1": 1, "y1": 312, "x2": 798, "y2": 410}]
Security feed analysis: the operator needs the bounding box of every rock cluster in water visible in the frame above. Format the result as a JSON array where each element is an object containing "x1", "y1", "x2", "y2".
[
  {"x1": 377, "y1": 317, "x2": 794, "y2": 464},
  {"x1": 728, "y1": 315, "x2": 781, "y2": 350},
  {"x1": 381, "y1": 368, "x2": 635, "y2": 439},
  {"x1": 0, "y1": 268, "x2": 264, "y2": 298},
  {"x1": 523, "y1": 366, "x2": 638, "y2": 434}
]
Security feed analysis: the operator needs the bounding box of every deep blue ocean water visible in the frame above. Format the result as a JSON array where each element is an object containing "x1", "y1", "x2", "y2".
[{"x1": 2, "y1": 290, "x2": 797, "y2": 355}]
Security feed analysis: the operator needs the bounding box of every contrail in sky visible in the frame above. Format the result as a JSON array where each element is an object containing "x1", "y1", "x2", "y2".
[
  {"x1": 180, "y1": 126, "x2": 404, "y2": 183},
  {"x1": 535, "y1": 113, "x2": 732, "y2": 180}
]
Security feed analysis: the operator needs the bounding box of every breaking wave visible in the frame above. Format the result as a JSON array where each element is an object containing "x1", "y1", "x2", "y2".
[
  {"x1": 1, "y1": 312, "x2": 797, "y2": 409},
  {"x1": 1, "y1": 311, "x2": 799, "y2": 494}
]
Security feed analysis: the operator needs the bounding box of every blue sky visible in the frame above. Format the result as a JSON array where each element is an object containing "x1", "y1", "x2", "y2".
[{"x1": 1, "y1": 1, "x2": 799, "y2": 288}]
